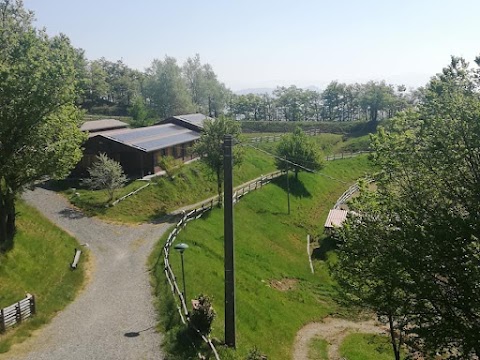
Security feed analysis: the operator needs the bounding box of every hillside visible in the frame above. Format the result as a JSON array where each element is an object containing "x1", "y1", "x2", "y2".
[{"x1": 150, "y1": 156, "x2": 376, "y2": 359}]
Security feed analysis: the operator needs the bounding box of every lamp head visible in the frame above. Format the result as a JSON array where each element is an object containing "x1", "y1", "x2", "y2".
[{"x1": 174, "y1": 243, "x2": 189, "y2": 253}]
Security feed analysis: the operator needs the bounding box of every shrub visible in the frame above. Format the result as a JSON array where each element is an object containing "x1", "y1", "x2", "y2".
[{"x1": 189, "y1": 294, "x2": 216, "y2": 336}]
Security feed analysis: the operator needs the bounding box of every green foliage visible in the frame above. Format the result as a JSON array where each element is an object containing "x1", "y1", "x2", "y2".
[
  {"x1": 189, "y1": 294, "x2": 216, "y2": 336},
  {"x1": 150, "y1": 156, "x2": 374, "y2": 359},
  {"x1": 0, "y1": 201, "x2": 86, "y2": 353},
  {"x1": 82, "y1": 153, "x2": 127, "y2": 202},
  {"x1": 0, "y1": 0, "x2": 86, "y2": 248},
  {"x1": 144, "y1": 56, "x2": 194, "y2": 118},
  {"x1": 128, "y1": 96, "x2": 153, "y2": 127},
  {"x1": 340, "y1": 333, "x2": 398, "y2": 360},
  {"x1": 157, "y1": 156, "x2": 184, "y2": 180},
  {"x1": 193, "y1": 117, "x2": 243, "y2": 201},
  {"x1": 336, "y1": 56, "x2": 480, "y2": 359},
  {"x1": 276, "y1": 127, "x2": 324, "y2": 178}
]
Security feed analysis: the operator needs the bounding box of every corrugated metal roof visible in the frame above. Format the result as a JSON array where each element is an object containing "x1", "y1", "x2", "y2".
[
  {"x1": 324, "y1": 209, "x2": 348, "y2": 228},
  {"x1": 172, "y1": 113, "x2": 213, "y2": 129},
  {"x1": 97, "y1": 123, "x2": 200, "y2": 153},
  {"x1": 80, "y1": 119, "x2": 129, "y2": 132}
]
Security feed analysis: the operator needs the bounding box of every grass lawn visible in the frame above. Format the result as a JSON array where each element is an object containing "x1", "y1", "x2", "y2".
[
  {"x1": 340, "y1": 333, "x2": 398, "y2": 360},
  {"x1": 150, "y1": 155, "x2": 375, "y2": 359},
  {"x1": 0, "y1": 200, "x2": 87, "y2": 354},
  {"x1": 308, "y1": 337, "x2": 329, "y2": 360}
]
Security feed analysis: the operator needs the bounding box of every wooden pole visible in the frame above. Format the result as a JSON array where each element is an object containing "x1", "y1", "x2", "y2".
[{"x1": 223, "y1": 134, "x2": 236, "y2": 348}]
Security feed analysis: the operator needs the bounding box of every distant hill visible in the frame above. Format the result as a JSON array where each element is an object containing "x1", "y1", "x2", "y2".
[
  {"x1": 234, "y1": 88, "x2": 275, "y2": 95},
  {"x1": 234, "y1": 85, "x2": 322, "y2": 96}
]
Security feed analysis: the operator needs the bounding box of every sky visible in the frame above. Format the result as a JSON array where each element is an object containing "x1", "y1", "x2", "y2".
[{"x1": 23, "y1": 0, "x2": 480, "y2": 91}]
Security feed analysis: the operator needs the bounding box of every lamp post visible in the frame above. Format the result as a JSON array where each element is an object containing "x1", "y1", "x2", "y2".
[{"x1": 174, "y1": 243, "x2": 189, "y2": 303}]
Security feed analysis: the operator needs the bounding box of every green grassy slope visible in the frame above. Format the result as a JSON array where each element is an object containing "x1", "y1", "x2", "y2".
[
  {"x1": 150, "y1": 156, "x2": 375, "y2": 359},
  {"x1": 66, "y1": 147, "x2": 277, "y2": 223},
  {"x1": 0, "y1": 201, "x2": 87, "y2": 353}
]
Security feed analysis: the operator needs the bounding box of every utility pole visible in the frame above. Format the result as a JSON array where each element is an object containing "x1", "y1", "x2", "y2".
[{"x1": 223, "y1": 134, "x2": 236, "y2": 348}]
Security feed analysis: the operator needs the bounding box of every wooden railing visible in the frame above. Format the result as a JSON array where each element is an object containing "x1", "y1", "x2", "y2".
[
  {"x1": 0, "y1": 294, "x2": 36, "y2": 333},
  {"x1": 333, "y1": 178, "x2": 375, "y2": 209}
]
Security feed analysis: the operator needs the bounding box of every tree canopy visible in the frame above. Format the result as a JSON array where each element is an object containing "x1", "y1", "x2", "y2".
[
  {"x1": 334, "y1": 56, "x2": 480, "y2": 359},
  {"x1": 276, "y1": 128, "x2": 324, "y2": 179},
  {"x1": 192, "y1": 117, "x2": 243, "y2": 203},
  {"x1": 0, "y1": 0, "x2": 86, "y2": 249}
]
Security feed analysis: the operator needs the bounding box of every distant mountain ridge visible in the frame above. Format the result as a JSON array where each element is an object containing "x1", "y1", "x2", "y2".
[{"x1": 234, "y1": 85, "x2": 321, "y2": 95}]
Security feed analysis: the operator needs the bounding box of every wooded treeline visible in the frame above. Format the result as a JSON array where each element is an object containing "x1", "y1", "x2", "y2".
[{"x1": 76, "y1": 53, "x2": 419, "y2": 124}]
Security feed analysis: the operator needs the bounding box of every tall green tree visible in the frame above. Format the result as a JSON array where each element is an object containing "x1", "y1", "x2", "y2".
[
  {"x1": 0, "y1": 0, "x2": 86, "y2": 250},
  {"x1": 276, "y1": 128, "x2": 323, "y2": 179},
  {"x1": 335, "y1": 56, "x2": 480, "y2": 358},
  {"x1": 145, "y1": 56, "x2": 194, "y2": 118},
  {"x1": 192, "y1": 117, "x2": 242, "y2": 203}
]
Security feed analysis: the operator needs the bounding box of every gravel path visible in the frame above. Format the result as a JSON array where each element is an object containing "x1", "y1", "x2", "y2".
[
  {"x1": 292, "y1": 317, "x2": 386, "y2": 360},
  {"x1": 3, "y1": 186, "x2": 170, "y2": 360}
]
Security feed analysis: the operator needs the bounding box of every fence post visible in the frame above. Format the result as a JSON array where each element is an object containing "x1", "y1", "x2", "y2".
[
  {"x1": 16, "y1": 302, "x2": 22, "y2": 324},
  {"x1": 0, "y1": 308, "x2": 5, "y2": 333},
  {"x1": 30, "y1": 294, "x2": 36, "y2": 315}
]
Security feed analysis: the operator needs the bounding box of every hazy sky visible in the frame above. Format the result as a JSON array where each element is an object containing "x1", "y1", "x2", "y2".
[{"x1": 23, "y1": 0, "x2": 480, "y2": 91}]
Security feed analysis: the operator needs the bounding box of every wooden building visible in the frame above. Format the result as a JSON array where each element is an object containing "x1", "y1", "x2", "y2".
[{"x1": 74, "y1": 123, "x2": 200, "y2": 178}]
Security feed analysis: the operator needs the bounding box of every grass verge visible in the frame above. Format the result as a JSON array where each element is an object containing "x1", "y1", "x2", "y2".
[
  {"x1": 340, "y1": 333, "x2": 398, "y2": 360},
  {"x1": 308, "y1": 337, "x2": 329, "y2": 360},
  {"x1": 0, "y1": 200, "x2": 87, "y2": 354},
  {"x1": 150, "y1": 155, "x2": 375, "y2": 359}
]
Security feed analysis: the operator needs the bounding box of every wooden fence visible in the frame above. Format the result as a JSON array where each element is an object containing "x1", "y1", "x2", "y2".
[
  {"x1": 249, "y1": 128, "x2": 325, "y2": 144},
  {"x1": 333, "y1": 178, "x2": 375, "y2": 210},
  {"x1": 325, "y1": 150, "x2": 371, "y2": 161},
  {"x1": 111, "y1": 182, "x2": 150, "y2": 206},
  {"x1": 0, "y1": 294, "x2": 35, "y2": 333},
  {"x1": 162, "y1": 171, "x2": 284, "y2": 359}
]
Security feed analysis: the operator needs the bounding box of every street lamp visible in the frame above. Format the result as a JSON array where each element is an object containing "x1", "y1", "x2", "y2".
[{"x1": 174, "y1": 243, "x2": 189, "y2": 303}]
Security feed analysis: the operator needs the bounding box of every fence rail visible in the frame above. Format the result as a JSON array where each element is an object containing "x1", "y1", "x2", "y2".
[
  {"x1": 0, "y1": 294, "x2": 35, "y2": 333},
  {"x1": 162, "y1": 171, "x2": 284, "y2": 359},
  {"x1": 111, "y1": 182, "x2": 151, "y2": 206},
  {"x1": 333, "y1": 178, "x2": 375, "y2": 209}
]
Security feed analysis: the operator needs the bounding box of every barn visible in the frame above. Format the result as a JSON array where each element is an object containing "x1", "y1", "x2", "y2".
[{"x1": 73, "y1": 121, "x2": 202, "y2": 178}]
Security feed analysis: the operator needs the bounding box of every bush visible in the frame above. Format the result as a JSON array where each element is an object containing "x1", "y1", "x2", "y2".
[{"x1": 189, "y1": 294, "x2": 216, "y2": 336}]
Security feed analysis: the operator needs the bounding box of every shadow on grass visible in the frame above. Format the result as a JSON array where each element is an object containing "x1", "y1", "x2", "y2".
[
  {"x1": 312, "y1": 235, "x2": 337, "y2": 260},
  {"x1": 272, "y1": 174, "x2": 312, "y2": 198}
]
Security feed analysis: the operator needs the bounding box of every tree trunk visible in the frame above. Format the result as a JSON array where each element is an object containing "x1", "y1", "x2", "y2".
[
  {"x1": 0, "y1": 187, "x2": 16, "y2": 251},
  {"x1": 388, "y1": 314, "x2": 401, "y2": 360},
  {"x1": 295, "y1": 168, "x2": 299, "y2": 180}
]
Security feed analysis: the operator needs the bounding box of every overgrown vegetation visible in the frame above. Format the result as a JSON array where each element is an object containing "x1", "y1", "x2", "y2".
[
  {"x1": 150, "y1": 156, "x2": 374, "y2": 359},
  {"x1": 0, "y1": 201, "x2": 86, "y2": 353}
]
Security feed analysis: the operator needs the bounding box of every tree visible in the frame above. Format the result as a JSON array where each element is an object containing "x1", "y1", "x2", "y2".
[
  {"x1": 333, "y1": 186, "x2": 410, "y2": 360},
  {"x1": 82, "y1": 153, "x2": 127, "y2": 202},
  {"x1": 276, "y1": 128, "x2": 323, "y2": 179},
  {"x1": 192, "y1": 117, "x2": 242, "y2": 204},
  {"x1": 0, "y1": 0, "x2": 86, "y2": 250},
  {"x1": 145, "y1": 56, "x2": 194, "y2": 118},
  {"x1": 335, "y1": 57, "x2": 480, "y2": 358}
]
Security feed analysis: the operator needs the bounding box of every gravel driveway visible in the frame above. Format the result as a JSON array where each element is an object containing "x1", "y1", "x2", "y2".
[{"x1": 5, "y1": 186, "x2": 170, "y2": 360}]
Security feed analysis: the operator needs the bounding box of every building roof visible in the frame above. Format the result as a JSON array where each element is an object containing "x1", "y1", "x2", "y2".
[
  {"x1": 96, "y1": 123, "x2": 200, "y2": 153},
  {"x1": 324, "y1": 209, "x2": 348, "y2": 228},
  {"x1": 158, "y1": 113, "x2": 213, "y2": 130},
  {"x1": 80, "y1": 119, "x2": 129, "y2": 132}
]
